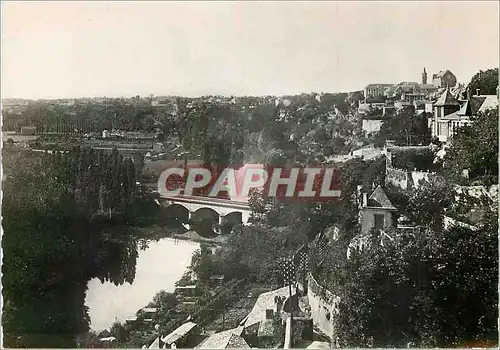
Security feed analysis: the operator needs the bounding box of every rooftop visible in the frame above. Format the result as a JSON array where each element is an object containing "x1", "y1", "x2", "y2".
[
  {"x1": 456, "y1": 96, "x2": 485, "y2": 116},
  {"x1": 307, "y1": 341, "x2": 331, "y2": 349},
  {"x1": 161, "y1": 321, "x2": 197, "y2": 345},
  {"x1": 148, "y1": 337, "x2": 160, "y2": 349},
  {"x1": 434, "y1": 88, "x2": 460, "y2": 107},
  {"x1": 366, "y1": 186, "x2": 396, "y2": 210},
  {"x1": 365, "y1": 83, "x2": 394, "y2": 88},
  {"x1": 142, "y1": 307, "x2": 158, "y2": 313},
  {"x1": 209, "y1": 275, "x2": 225, "y2": 280},
  {"x1": 176, "y1": 285, "x2": 197, "y2": 289},
  {"x1": 243, "y1": 286, "x2": 292, "y2": 328},
  {"x1": 433, "y1": 70, "x2": 454, "y2": 78},
  {"x1": 196, "y1": 327, "x2": 249, "y2": 349},
  {"x1": 477, "y1": 95, "x2": 499, "y2": 113}
]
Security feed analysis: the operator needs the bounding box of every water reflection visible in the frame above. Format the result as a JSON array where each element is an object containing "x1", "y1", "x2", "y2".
[{"x1": 85, "y1": 238, "x2": 199, "y2": 331}]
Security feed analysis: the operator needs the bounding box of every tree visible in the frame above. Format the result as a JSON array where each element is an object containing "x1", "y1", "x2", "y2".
[
  {"x1": 2, "y1": 148, "x2": 144, "y2": 347},
  {"x1": 333, "y1": 218, "x2": 498, "y2": 347},
  {"x1": 444, "y1": 108, "x2": 498, "y2": 186},
  {"x1": 467, "y1": 68, "x2": 498, "y2": 95},
  {"x1": 376, "y1": 108, "x2": 431, "y2": 146},
  {"x1": 405, "y1": 176, "x2": 453, "y2": 231}
]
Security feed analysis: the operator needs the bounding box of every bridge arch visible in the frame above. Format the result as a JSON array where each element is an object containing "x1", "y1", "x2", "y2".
[
  {"x1": 221, "y1": 211, "x2": 243, "y2": 234},
  {"x1": 159, "y1": 202, "x2": 191, "y2": 227},
  {"x1": 165, "y1": 203, "x2": 190, "y2": 220},
  {"x1": 192, "y1": 207, "x2": 220, "y2": 222}
]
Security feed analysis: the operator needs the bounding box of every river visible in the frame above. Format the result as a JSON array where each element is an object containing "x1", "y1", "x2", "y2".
[{"x1": 84, "y1": 238, "x2": 200, "y2": 331}]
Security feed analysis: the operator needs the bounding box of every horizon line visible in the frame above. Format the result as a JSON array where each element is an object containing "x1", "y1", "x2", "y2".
[{"x1": 1, "y1": 90, "x2": 365, "y2": 101}]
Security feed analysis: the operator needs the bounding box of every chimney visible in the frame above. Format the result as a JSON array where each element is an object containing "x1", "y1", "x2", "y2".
[
  {"x1": 466, "y1": 88, "x2": 470, "y2": 100},
  {"x1": 385, "y1": 151, "x2": 392, "y2": 168},
  {"x1": 362, "y1": 193, "x2": 368, "y2": 207},
  {"x1": 356, "y1": 185, "x2": 363, "y2": 206},
  {"x1": 275, "y1": 296, "x2": 284, "y2": 314},
  {"x1": 476, "y1": 89, "x2": 480, "y2": 96},
  {"x1": 266, "y1": 309, "x2": 274, "y2": 320}
]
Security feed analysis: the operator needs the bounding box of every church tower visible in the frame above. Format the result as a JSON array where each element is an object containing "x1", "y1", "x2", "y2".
[{"x1": 422, "y1": 67, "x2": 427, "y2": 85}]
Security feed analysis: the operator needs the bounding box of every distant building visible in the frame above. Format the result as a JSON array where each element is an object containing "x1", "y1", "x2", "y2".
[
  {"x1": 422, "y1": 67, "x2": 428, "y2": 84},
  {"x1": 385, "y1": 81, "x2": 436, "y2": 100},
  {"x1": 102, "y1": 130, "x2": 110, "y2": 138},
  {"x1": 208, "y1": 275, "x2": 225, "y2": 287},
  {"x1": 432, "y1": 70, "x2": 457, "y2": 88},
  {"x1": 175, "y1": 285, "x2": 198, "y2": 298},
  {"x1": 20, "y1": 126, "x2": 36, "y2": 135},
  {"x1": 364, "y1": 83, "x2": 393, "y2": 99}
]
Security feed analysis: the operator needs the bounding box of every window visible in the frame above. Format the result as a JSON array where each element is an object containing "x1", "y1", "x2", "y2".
[{"x1": 374, "y1": 214, "x2": 385, "y2": 230}]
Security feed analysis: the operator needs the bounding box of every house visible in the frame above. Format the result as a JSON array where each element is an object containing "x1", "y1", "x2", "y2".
[
  {"x1": 431, "y1": 88, "x2": 499, "y2": 142},
  {"x1": 432, "y1": 70, "x2": 457, "y2": 88},
  {"x1": 358, "y1": 185, "x2": 397, "y2": 234},
  {"x1": 348, "y1": 186, "x2": 397, "y2": 258},
  {"x1": 431, "y1": 88, "x2": 461, "y2": 142}
]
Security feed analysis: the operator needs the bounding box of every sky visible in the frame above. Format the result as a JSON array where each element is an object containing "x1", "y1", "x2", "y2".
[{"x1": 2, "y1": 1, "x2": 499, "y2": 99}]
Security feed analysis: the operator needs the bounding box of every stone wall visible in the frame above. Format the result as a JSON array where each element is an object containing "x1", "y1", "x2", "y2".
[
  {"x1": 385, "y1": 149, "x2": 438, "y2": 190},
  {"x1": 443, "y1": 215, "x2": 478, "y2": 231},
  {"x1": 307, "y1": 273, "x2": 339, "y2": 341},
  {"x1": 410, "y1": 170, "x2": 439, "y2": 189},
  {"x1": 385, "y1": 167, "x2": 409, "y2": 189},
  {"x1": 361, "y1": 119, "x2": 383, "y2": 135}
]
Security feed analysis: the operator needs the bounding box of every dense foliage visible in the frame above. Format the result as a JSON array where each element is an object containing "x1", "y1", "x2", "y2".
[
  {"x1": 2, "y1": 148, "x2": 153, "y2": 347},
  {"x1": 390, "y1": 147, "x2": 437, "y2": 171},
  {"x1": 334, "y1": 219, "x2": 498, "y2": 347},
  {"x1": 315, "y1": 172, "x2": 498, "y2": 347},
  {"x1": 443, "y1": 107, "x2": 498, "y2": 186},
  {"x1": 375, "y1": 108, "x2": 431, "y2": 147},
  {"x1": 467, "y1": 68, "x2": 499, "y2": 95}
]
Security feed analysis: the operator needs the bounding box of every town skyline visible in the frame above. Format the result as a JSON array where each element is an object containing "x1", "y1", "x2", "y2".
[{"x1": 2, "y1": 1, "x2": 499, "y2": 99}]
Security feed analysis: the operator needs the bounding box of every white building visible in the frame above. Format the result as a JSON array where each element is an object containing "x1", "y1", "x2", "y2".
[{"x1": 431, "y1": 88, "x2": 498, "y2": 142}]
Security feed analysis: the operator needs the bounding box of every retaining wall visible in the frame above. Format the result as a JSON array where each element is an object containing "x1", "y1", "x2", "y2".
[{"x1": 307, "y1": 273, "x2": 339, "y2": 341}]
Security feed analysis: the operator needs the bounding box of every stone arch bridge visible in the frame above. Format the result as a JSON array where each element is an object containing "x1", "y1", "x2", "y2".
[{"x1": 159, "y1": 194, "x2": 252, "y2": 234}]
